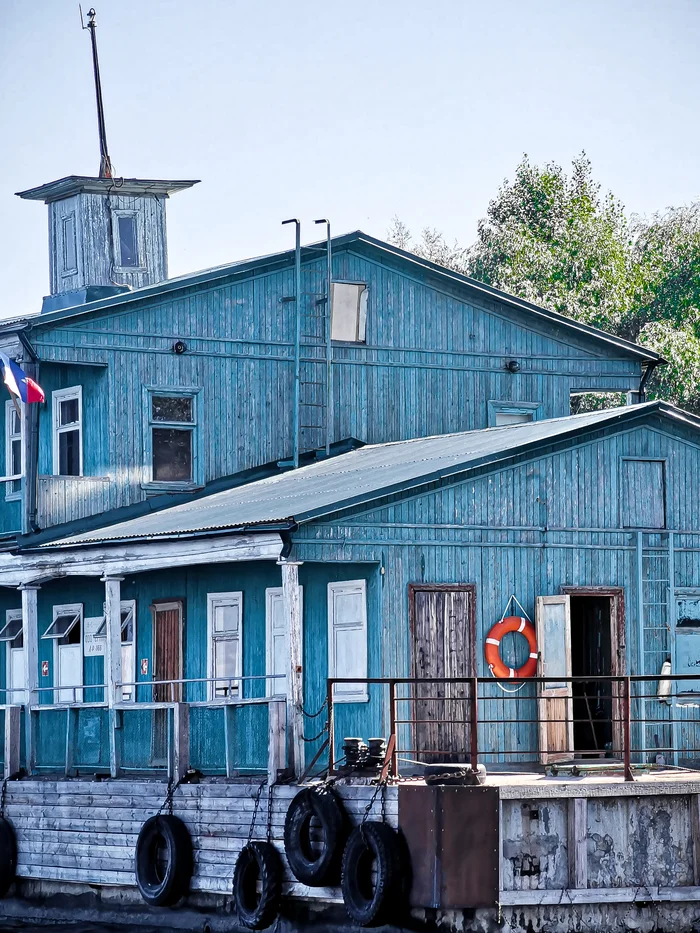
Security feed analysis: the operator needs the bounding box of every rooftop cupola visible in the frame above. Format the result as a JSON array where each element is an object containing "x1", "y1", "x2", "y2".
[
  {"x1": 17, "y1": 176, "x2": 199, "y2": 313},
  {"x1": 15, "y1": 9, "x2": 198, "y2": 314}
]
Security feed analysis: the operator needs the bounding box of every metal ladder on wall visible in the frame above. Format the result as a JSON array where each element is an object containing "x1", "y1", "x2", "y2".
[{"x1": 638, "y1": 531, "x2": 678, "y2": 765}]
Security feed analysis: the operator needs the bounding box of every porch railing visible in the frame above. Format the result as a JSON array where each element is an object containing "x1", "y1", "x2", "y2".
[
  {"x1": 326, "y1": 674, "x2": 700, "y2": 781},
  {"x1": 6, "y1": 675, "x2": 287, "y2": 781}
]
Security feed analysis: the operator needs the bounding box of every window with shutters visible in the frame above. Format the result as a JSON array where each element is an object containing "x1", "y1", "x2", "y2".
[
  {"x1": 621, "y1": 459, "x2": 666, "y2": 529},
  {"x1": 328, "y1": 580, "x2": 368, "y2": 702},
  {"x1": 52, "y1": 386, "x2": 82, "y2": 477},
  {"x1": 330, "y1": 283, "x2": 368, "y2": 342},
  {"x1": 0, "y1": 609, "x2": 25, "y2": 704},
  {"x1": 265, "y1": 586, "x2": 304, "y2": 697},
  {"x1": 5, "y1": 400, "x2": 22, "y2": 500},
  {"x1": 207, "y1": 592, "x2": 243, "y2": 700}
]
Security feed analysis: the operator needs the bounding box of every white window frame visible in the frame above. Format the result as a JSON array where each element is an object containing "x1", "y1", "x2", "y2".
[
  {"x1": 43, "y1": 603, "x2": 83, "y2": 704},
  {"x1": 328, "y1": 580, "x2": 368, "y2": 703},
  {"x1": 2, "y1": 609, "x2": 25, "y2": 705},
  {"x1": 143, "y1": 386, "x2": 203, "y2": 490},
  {"x1": 207, "y1": 592, "x2": 243, "y2": 701},
  {"x1": 112, "y1": 209, "x2": 145, "y2": 272},
  {"x1": 95, "y1": 599, "x2": 137, "y2": 702},
  {"x1": 5, "y1": 399, "x2": 22, "y2": 501},
  {"x1": 265, "y1": 586, "x2": 303, "y2": 697},
  {"x1": 330, "y1": 282, "x2": 368, "y2": 343},
  {"x1": 52, "y1": 385, "x2": 83, "y2": 477}
]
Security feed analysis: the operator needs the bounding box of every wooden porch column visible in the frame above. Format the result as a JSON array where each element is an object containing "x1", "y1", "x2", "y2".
[
  {"x1": 279, "y1": 559, "x2": 304, "y2": 778},
  {"x1": 19, "y1": 584, "x2": 40, "y2": 774},
  {"x1": 102, "y1": 575, "x2": 123, "y2": 777}
]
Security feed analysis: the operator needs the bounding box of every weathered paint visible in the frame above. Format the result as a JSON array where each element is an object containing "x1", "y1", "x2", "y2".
[{"x1": 0, "y1": 238, "x2": 647, "y2": 533}]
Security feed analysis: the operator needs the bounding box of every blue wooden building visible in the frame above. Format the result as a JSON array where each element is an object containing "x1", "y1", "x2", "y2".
[{"x1": 1, "y1": 170, "x2": 700, "y2": 931}]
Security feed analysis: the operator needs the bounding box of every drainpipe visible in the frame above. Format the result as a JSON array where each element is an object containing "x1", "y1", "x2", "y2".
[
  {"x1": 282, "y1": 219, "x2": 302, "y2": 468},
  {"x1": 18, "y1": 333, "x2": 40, "y2": 534}
]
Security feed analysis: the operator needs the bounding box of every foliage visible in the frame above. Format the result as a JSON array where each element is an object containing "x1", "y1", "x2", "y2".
[{"x1": 388, "y1": 156, "x2": 700, "y2": 413}]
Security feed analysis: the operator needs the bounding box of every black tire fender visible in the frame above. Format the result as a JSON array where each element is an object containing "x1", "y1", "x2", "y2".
[
  {"x1": 232, "y1": 841, "x2": 282, "y2": 930},
  {"x1": 134, "y1": 814, "x2": 193, "y2": 907},
  {"x1": 283, "y1": 786, "x2": 346, "y2": 886},
  {"x1": 0, "y1": 817, "x2": 17, "y2": 898},
  {"x1": 341, "y1": 821, "x2": 402, "y2": 927}
]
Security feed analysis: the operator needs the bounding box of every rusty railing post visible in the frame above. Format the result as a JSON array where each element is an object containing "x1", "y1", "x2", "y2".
[
  {"x1": 389, "y1": 680, "x2": 398, "y2": 778},
  {"x1": 623, "y1": 676, "x2": 633, "y2": 782},
  {"x1": 470, "y1": 676, "x2": 479, "y2": 770},
  {"x1": 327, "y1": 679, "x2": 334, "y2": 775}
]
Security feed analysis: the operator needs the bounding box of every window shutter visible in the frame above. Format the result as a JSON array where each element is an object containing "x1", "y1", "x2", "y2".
[
  {"x1": 265, "y1": 587, "x2": 304, "y2": 696},
  {"x1": 621, "y1": 459, "x2": 665, "y2": 528},
  {"x1": 328, "y1": 580, "x2": 368, "y2": 703}
]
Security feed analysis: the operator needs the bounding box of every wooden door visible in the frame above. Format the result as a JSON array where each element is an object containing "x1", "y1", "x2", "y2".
[
  {"x1": 410, "y1": 585, "x2": 475, "y2": 763},
  {"x1": 152, "y1": 601, "x2": 183, "y2": 702},
  {"x1": 151, "y1": 601, "x2": 183, "y2": 766},
  {"x1": 536, "y1": 595, "x2": 574, "y2": 763}
]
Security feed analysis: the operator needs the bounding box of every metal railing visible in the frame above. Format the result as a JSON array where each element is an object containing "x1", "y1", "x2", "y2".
[
  {"x1": 326, "y1": 674, "x2": 700, "y2": 781},
  {"x1": 15, "y1": 674, "x2": 288, "y2": 780}
]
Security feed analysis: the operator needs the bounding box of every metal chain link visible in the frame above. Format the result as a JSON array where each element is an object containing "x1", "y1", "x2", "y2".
[
  {"x1": 157, "y1": 777, "x2": 180, "y2": 817},
  {"x1": 0, "y1": 778, "x2": 7, "y2": 820},
  {"x1": 301, "y1": 697, "x2": 328, "y2": 719},
  {"x1": 266, "y1": 782, "x2": 274, "y2": 844},
  {"x1": 302, "y1": 720, "x2": 329, "y2": 743},
  {"x1": 247, "y1": 781, "x2": 265, "y2": 845}
]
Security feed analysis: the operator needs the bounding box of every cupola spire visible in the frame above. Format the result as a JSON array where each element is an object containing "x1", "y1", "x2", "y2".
[{"x1": 82, "y1": 7, "x2": 113, "y2": 178}]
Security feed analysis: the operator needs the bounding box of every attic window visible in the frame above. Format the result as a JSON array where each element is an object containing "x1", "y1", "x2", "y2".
[
  {"x1": 488, "y1": 400, "x2": 542, "y2": 427},
  {"x1": 331, "y1": 283, "x2": 367, "y2": 342},
  {"x1": 115, "y1": 213, "x2": 140, "y2": 269}
]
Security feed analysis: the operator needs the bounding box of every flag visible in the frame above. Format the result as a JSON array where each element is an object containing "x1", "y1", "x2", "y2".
[{"x1": 0, "y1": 352, "x2": 45, "y2": 403}]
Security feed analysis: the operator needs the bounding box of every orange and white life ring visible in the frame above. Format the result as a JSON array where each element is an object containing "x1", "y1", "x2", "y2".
[{"x1": 485, "y1": 616, "x2": 538, "y2": 679}]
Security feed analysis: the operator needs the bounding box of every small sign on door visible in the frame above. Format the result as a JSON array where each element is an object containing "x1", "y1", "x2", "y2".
[
  {"x1": 41, "y1": 660, "x2": 49, "y2": 677},
  {"x1": 141, "y1": 658, "x2": 149, "y2": 676}
]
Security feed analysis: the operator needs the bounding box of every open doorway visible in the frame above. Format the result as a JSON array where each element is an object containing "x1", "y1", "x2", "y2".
[{"x1": 563, "y1": 588, "x2": 624, "y2": 757}]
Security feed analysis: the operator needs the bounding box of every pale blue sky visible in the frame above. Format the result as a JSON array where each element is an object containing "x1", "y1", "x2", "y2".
[{"x1": 1, "y1": 0, "x2": 698, "y2": 317}]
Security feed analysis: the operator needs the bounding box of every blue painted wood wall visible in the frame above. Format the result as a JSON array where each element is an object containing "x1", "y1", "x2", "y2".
[
  {"x1": 0, "y1": 241, "x2": 644, "y2": 534},
  {"x1": 5, "y1": 413, "x2": 700, "y2": 773}
]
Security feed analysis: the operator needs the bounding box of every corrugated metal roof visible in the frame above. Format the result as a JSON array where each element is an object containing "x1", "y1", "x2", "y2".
[{"x1": 39, "y1": 402, "x2": 690, "y2": 549}]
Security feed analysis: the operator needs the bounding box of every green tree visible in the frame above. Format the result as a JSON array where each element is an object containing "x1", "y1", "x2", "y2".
[{"x1": 388, "y1": 156, "x2": 700, "y2": 413}]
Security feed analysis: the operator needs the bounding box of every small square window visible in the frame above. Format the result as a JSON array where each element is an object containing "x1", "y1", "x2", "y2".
[
  {"x1": 152, "y1": 396, "x2": 194, "y2": 423},
  {"x1": 153, "y1": 429, "x2": 193, "y2": 482},
  {"x1": 331, "y1": 283, "x2": 368, "y2": 342},
  {"x1": 0, "y1": 614, "x2": 23, "y2": 644},
  {"x1": 43, "y1": 611, "x2": 81, "y2": 642},
  {"x1": 117, "y1": 215, "x2": 139, "y2": 268}
]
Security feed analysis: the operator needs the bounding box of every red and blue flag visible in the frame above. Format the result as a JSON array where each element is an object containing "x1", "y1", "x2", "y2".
[{"x1": 0, "y1": 352, "x2": 45, "y2": 404}]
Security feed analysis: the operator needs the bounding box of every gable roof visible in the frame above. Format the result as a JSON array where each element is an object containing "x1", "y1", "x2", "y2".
[
  {"x1": 34, "y1": 401, "x2": 692, "y2": 550},
  {"x1": 0, "y1": 231, "x2": 661, "y2": 364}
]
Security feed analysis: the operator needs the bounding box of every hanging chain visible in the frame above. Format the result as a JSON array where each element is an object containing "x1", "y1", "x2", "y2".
[
  {"x1": 247, "y1": 781, "x2": 265, "y2": 845},
  {"x1": 0, "y1": 778, "x2": 7, "y2": 820},
  {"x1": 301, "y1": 697, "x2": 327, "y2": 719},
  {"x1": 266, "y1": 782, "x2": 274, "y2": 844},
  {"x1": 156, "y1": 776, "x2": 183, "y2": 817}
]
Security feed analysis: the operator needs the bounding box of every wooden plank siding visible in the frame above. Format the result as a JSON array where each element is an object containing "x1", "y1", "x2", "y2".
[
  {"x1": 2, "y1": 780, "x2": 396, "y2": 897},
  {"x1": 1, "y1": 244, "x2": 644, "y2": 532}
]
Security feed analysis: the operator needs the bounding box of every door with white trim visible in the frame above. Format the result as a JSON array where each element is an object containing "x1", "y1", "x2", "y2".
[{"x1": 536, "y1": 595, "x2": 574, "y2": 763}]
